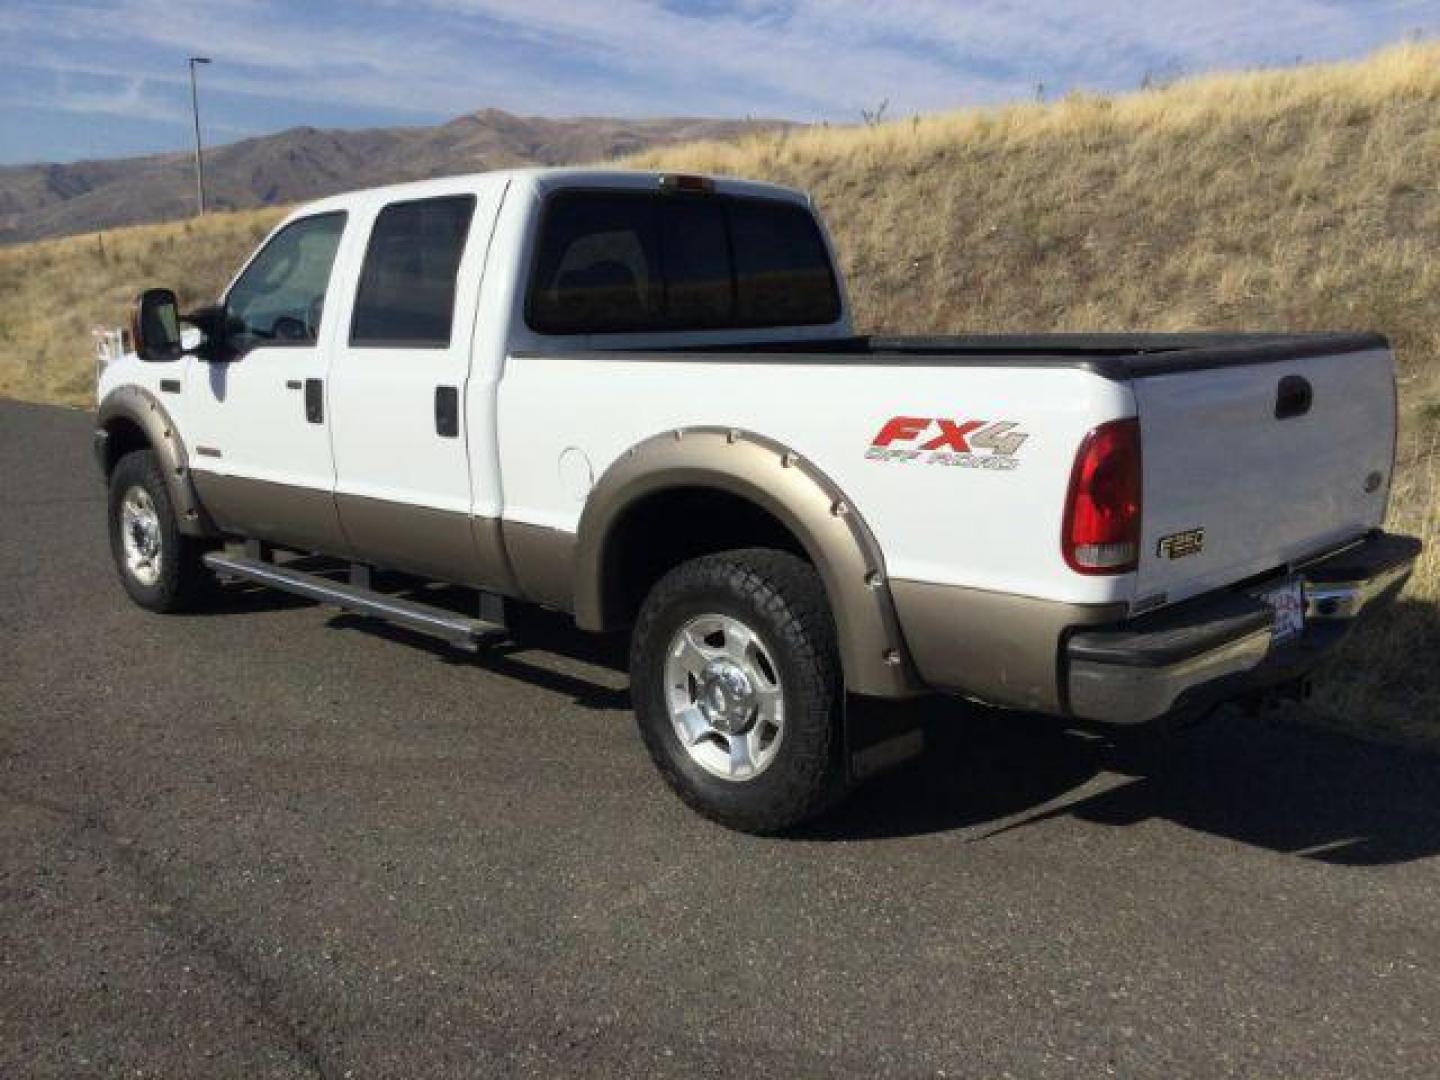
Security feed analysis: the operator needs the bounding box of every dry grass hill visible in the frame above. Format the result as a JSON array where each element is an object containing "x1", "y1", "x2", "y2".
[{"x1": 0, "y1": 42, "x2": 1435, "y2": 745}]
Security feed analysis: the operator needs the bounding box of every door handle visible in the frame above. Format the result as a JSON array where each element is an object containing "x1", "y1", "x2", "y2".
[
  {"x1": 304, "y1": 378, "x2": 324, "y2": 424},
  {"x1": 435, "y1": 385, "x2": 459, "y2": 438},
  {"x1": 285, "y1": 379, "x2": 302, "y2": 390}
]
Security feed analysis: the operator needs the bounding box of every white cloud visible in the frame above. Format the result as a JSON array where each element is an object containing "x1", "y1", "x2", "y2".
[
  {"x1": 368, "y1": 0, "x2": 1440, "y2": 116},
  {"x1": 4, "y1": 0, "x2": 1438, "y2": 130},
  {"x1": 36, "y1": 74, "x2": 186, "y2": 123},
  {"x1": 405, "y1": 0, "x2": 1031, "y2": 114}
]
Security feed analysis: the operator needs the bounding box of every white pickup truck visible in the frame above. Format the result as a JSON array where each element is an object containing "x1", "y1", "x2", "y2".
[{"x1": 97, "y1": 168, "x2": 1420, "y2": 832}]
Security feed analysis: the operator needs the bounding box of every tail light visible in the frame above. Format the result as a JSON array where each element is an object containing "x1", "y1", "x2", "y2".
[{"x1": 1063, "y1": 418, "x2": 1142, "y2": 574}]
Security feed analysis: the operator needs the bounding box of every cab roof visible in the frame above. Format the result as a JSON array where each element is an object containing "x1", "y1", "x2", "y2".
[{"x1": 292, "y1": 167, "x2": 810, "y2": 219}]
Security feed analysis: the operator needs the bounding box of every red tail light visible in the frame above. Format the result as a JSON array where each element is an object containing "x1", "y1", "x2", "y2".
[{"x1": 1063, "y1": 418, "x2": 1142, "y2": 575}]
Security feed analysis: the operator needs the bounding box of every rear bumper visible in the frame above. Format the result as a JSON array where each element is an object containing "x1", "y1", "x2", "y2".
[{"x1": 1065, "y1": 531, "x2": 1421, "y2": 724}]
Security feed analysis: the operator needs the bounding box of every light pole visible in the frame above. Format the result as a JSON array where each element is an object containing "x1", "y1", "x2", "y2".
[{"x1": 188, "y1": 56, "x2": 212, "y2": 215}]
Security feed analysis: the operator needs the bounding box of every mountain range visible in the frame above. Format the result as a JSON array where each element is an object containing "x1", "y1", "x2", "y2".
[{"x1": 0, "y1": 110, "x2": 788, "y2": 245}]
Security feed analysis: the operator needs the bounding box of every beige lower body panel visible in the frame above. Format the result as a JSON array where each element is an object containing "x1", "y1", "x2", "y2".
[
  {"x1": 189, "y1": 472, "x2": 520, "y2": 595},
  {"x1": 192, "y1": 471, "x2": 351, "y2": 556},
  {"x1": 502, "y1": 522, "x2": 577, "y2": 610},
  {"x1": 890, "y1": 579, "x2": 1125, "y2": 714},
  {"x1": 335, "y1": 493, "x2": 517, "y2": 593}
]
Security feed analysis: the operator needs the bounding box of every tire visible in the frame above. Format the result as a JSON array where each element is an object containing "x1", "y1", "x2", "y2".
[
  {"x1": 107, "y1": 448, "x2": 212, "y2": 613},
  {"x1": 630, "y1": 548, "x2": 848, "y2": 833}
]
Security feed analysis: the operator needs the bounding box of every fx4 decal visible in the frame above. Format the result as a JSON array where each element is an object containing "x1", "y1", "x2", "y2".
[{"x1": 865, "y1": 416, "x2": 1029, "y2": 471}]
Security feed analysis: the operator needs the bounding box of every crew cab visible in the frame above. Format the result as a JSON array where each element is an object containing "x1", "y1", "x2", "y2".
[{"x1": 95, "y1": 168, "x2": 1421, "y2": 832}]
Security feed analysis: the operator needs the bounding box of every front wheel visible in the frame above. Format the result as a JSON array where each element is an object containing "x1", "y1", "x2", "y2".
[
  {"x1": 107, "y1": 448, "x2": 212, "y2": 613},
  {"x1": 630, "y1": 548, "x2": 848, "y2": 834}
]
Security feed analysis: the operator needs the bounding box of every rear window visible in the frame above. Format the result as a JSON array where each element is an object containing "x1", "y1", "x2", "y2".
[{"x1": 526, "y1": 191, "x2": 841, "y2": 335}]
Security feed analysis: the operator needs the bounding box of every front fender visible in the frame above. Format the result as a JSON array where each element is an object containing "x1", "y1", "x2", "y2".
[
  {"x1": 574, "y1": 427, "x2": 921, "y2": 699},
  {"x1": 96, "y1": 385, "x2": 217, "y2": 538}
]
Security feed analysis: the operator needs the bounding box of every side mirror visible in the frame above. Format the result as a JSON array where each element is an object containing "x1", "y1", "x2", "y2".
[
  {"x1": 183, "y1": 303, "x2": 233, "y2": 361},
  {"x1": 131, "y1": 288, "x2": 183, "y2": 363}
]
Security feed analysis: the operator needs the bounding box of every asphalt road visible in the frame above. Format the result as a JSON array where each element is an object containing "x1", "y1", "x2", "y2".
[{"x1": 3, "y1": 397, "x2": 1440, "y2": 1078}]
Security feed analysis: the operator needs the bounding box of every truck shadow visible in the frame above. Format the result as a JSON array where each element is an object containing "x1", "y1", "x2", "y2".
[
  {"x1": 202, "y1": 575, "x2": 1440, "y2": 866},
  {"x1": 808, "y1": 702, "x2": 1440, "y2": 865},
  {"x1": 330, "y1": 600, "x2": 634, "y2": 712},
  {"x1": 479, "y1": 604, "x2": 1440, "y2": 866},
  {"x1": 201, "y1": 572, "x2": 633, "y2": 709}
]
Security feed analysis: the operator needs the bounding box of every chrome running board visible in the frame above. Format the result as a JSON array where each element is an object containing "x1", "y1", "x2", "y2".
[{"x1": 203, "y1": 551, "x2": 506, "y2": 650}]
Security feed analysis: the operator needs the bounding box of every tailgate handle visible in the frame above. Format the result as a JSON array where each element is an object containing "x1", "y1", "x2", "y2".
[{"x1": 1275, "y1": 375, "x2": 1312, "y2": 420}]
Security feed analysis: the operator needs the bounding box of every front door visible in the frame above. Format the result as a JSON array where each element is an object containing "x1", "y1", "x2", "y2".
[
  {"x1": 185, "y1": 211, "x2": 350, "y2": 552},
  {"x1": 325, "y1": 187, "x2": 502, "y2": 584}
]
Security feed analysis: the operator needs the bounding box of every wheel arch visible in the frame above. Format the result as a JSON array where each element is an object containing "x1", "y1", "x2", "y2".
[
  {"x1": 96, "y1": 385, "x2": 217, "y2": 538},
  {"x1": 573, "y1": 427, "x2": 921, "y2": 698}
]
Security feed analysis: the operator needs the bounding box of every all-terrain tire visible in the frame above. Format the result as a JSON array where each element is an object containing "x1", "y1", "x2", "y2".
[
  {"x1": 630, "y1": 548, "x2": 848, "y2": 833},
  {"x1": 107, "y1": 448, "x2": 212, "y2": 613}
]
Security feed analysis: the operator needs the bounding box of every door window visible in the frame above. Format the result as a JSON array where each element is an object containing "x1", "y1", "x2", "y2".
[
  {"x1": 225, "y1": 212, "x2": 347, "y2": 351},
  {"x1": 349, "y1": 195, "x2": 477, "y2": 348}
]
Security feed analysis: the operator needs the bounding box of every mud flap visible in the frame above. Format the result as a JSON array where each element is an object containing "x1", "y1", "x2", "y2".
[{"x1": 845, "y1": 695, "x2": 927, "y2": 783}]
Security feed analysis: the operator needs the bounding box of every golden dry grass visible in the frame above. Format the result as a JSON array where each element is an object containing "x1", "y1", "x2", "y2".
[
  {"x1": 0, "y1": 208, "x2": 284, "y2": 406},
  {"x1": 1, "y1": 42, "x2": 1436, "y2": 745},
  {"x1": 1312, "y1": 438, "x2": 1439, "y2": 746}
]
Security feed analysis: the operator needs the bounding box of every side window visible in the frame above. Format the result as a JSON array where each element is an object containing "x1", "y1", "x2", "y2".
[
  {"x1": 225, "y1": 212, "x2": 346, "y2": 350},
  {"x1": 349, "y1": 195, "x2": 476, "y2": 348}
]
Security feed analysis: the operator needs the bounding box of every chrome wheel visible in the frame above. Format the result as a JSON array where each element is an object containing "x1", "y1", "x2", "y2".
[
  {"x1": 119, "y1": 485, "x2": 163, "y2": 587},
  {"x1": 664, "y1": 613, "x2": 784, "y2": 781}
]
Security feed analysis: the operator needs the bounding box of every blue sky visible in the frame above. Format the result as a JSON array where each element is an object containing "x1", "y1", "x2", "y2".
[{"x1": 2, "y1": 0, "x2": 1437, "y2": 165}]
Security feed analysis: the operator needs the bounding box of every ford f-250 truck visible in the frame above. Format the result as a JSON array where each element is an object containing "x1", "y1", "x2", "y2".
[{"x1": 96, "y1": 168, "x2": 1421, "y2": 832}]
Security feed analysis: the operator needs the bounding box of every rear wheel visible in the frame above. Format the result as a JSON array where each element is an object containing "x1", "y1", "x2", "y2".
[
  {"x1": 630, "y1": 548, "x2": 847, "y2": 833},
  {"x1": 108, "y1": 448, "x2": 212, "y2": 612}
]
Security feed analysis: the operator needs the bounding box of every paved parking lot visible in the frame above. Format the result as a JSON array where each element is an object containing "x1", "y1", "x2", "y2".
[{"x1": 4, "y1": 398, "x2": 1440, "y2": 1077}]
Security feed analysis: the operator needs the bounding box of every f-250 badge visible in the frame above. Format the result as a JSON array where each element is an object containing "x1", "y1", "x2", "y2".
[
  {"x1": 1157, "y1": 528, "x2": 1205, "y2": 560},
  {"x1": 866, "y1": 416, "x2": 1028, "y2": 471}
]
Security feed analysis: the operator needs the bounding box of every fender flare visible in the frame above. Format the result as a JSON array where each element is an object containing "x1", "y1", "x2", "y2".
[
  {"x1": 96, "y1": 385, "x2": 217, "y2": 538},
  {"x1": 573, "y1": 427, "x2": 921, "y2": 698}
]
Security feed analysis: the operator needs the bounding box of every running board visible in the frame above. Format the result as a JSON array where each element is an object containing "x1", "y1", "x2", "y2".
[{"x1": 203, "y1": 552, "x2": 506, "y2": 650}]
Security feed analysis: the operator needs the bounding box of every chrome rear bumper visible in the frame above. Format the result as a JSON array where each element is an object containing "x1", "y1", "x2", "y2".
[
  {"x1": 1300, "y1": 532, "x2": 1421, "y2": 620},
  {"x1": 1066, "y1": 531, "x2": 1421, "y2": 725}
]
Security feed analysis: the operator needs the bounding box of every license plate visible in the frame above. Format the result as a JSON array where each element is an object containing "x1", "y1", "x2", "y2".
[{"x1": 1258, "y1": 577, "x2": 1305, "y2": 645}]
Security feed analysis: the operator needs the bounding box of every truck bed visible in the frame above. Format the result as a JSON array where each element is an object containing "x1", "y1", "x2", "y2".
[{"x1": 508, "y1": 327, "x2": 1395, "y2": 616}]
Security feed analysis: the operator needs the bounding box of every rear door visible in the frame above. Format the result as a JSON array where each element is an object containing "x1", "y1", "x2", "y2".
[
  {"x1": 185, "y1": 210, "x2": 350, "y2": 552},
  {"x1": 326, "y1": 184, "x2": 504, "y2": 584},
  {"x1": 1133, "y1": 346, "x2": 1396, "y2": 607}
]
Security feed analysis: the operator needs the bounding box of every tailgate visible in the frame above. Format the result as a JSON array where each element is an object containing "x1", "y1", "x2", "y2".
[{"x1": 1133, "y1": 345, "x2": 1396, "y2": 607}]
